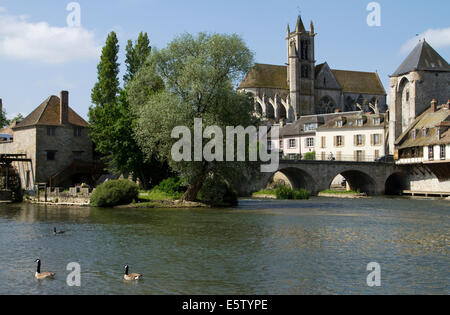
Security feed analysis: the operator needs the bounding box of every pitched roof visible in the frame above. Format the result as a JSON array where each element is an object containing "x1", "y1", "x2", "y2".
[
  {"x1": 396, "y1": 105, "x2": 450, "y2": 149},
  {"x1": 14, "y1": 95, "x2": 89, "y2": 129},
  {"x1": 392, "y1": 40, "x2": 450, "y2": 76},
  {"x1": 238, "y1": 64, "x2": 288, "y2": 90},
  {"x1": 317, "y1": 112, "x2": 387, "y2": 131},
  {"x1": 331, "y1": 70, "x2": 386, "y2": 95}
]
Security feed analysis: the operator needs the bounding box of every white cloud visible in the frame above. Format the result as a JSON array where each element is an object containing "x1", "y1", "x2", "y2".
[
  {"x1": 401, "y1": 27, "x2": 450, "y2": 54},
  {"x1": 0, "y1": 10, "x2": 101, "y2": 64}
]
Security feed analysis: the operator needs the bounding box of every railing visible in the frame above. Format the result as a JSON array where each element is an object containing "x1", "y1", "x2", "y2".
[{"x1": 281, "y1": 154, "x2": 390, "y2": 163}]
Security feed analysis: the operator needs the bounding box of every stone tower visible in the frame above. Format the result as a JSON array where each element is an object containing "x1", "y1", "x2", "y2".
[
  {"x1": 287, "y1": 16, "x2": 316, "y2": 118},
  {"x1": 388, "y1": 40, "x2": 450, "y2": 153}
]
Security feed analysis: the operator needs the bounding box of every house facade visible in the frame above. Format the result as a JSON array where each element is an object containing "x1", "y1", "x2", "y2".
[
  {"x1": 0, "y1": 91, "x2": 100, "y2": 190},
  {"x1": 315, "y1": 112, "x2": 388, "y2": 162}
]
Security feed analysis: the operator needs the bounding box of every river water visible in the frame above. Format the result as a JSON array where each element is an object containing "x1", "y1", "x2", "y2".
[{"x1": 0, "y1": 197, "x2": 448, "y2": 295}]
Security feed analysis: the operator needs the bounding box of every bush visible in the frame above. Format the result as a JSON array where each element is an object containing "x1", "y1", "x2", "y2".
[
  {"x1": 303, "y1": 151, "x2": 316, "y2": 161},
  {"x1": 275, "y1": 185, "x2": 310, "y2": 200},
  {"x1": 153, "y1": 177, "x2": 186, "y2": 195},
  {"x1": 199, "y1": 177, "x2": 238, "y2": 207},
  {"x1": 90, "y1": 180, "x2": 139, "y2": 207}
]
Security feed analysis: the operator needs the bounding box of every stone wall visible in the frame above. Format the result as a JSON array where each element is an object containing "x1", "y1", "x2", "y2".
[{"x1": 35, "y1": 125, "x2": 93, "y2": 184}]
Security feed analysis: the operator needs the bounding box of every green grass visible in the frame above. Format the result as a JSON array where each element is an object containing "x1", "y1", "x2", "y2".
[
  {"x1": 252, "y1": 189, "x2": 277, "y2": 196},
  {"x1": 139, "y1": 189, "x2": 183, "y2": 201},
  {"x1": 320, "y1": 189, "x2": 361, "y2": 195}
]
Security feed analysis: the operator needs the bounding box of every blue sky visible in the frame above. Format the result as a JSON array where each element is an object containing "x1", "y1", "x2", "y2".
[{"x1": 0, "y1": 0, "x2": 449, "y2": 120}]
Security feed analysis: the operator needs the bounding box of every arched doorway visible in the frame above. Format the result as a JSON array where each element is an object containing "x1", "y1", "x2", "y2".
[
  {"x1": 268, "y1": 167, "x2": 316, "y2": 194},
  {"x1": 329, "y1": 170, "x2": 377, "y2": 195},
  {"x1": 385, "y1": 172, "x2": 409, "y2": 195}
]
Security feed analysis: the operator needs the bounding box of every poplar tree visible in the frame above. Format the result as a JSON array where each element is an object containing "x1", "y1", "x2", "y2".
[{"x1": 124, "y1": 32, "x2": 152, "y2": 85}]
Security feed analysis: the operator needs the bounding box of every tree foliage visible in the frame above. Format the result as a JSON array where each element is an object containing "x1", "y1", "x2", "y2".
[
  {"x1": 130, "y1": 32, "x2": 257, "y2": 201},
  {"x1": 124, "y1": 32, "x2": 152, "y2": 85}
]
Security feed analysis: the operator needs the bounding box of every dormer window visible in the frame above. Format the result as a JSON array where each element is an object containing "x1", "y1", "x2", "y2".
[
  {"x1": 422, "y1": 129, "x2": 427, "y2": 137},
  {"x1": 336, "y1": 120, "x2": 343, "y2": 127},
  {"x1": 304, "y1": 123, "x2": 318, "y2": 131},
  {"x1": 412, "y1": 129, "x2": 417, "y2": 139},
  {"x1": 357, "y1": 119, "x2": 364, "y2": 127},
  {"x1": 373, "y1": 118, "x2": 381, "y2": 125}
]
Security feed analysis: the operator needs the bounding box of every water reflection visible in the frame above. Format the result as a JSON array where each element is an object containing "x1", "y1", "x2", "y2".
[{"x1": 0, "y1": 197, "x2": 448, "y2": 295}]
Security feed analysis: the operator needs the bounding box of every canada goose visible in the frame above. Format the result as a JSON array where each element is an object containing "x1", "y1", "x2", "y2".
[
  {"x1": 53, "y1": 227, "x2": 65, "y2": 235},
  {"x1": 35, "y1": 259, "x2": 55, "y2": 280},
  {"x1": 123, "y1": 265, "x2": 142, "y2": 281}
]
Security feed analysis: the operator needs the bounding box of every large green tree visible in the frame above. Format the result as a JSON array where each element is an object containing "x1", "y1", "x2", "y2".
[
  {"x1": 130, "y1": 33, "x2": 257, "y2": 201},
  {"x1": 89, "y1": 31, "x2": 168, "y2": 189},
  {"x1": 124, "y1": 32, "x2": 152, "y2": 85}
]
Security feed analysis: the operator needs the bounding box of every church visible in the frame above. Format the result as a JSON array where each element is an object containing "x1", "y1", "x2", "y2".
[{"x1": 238, "y1": 16, "x2": 387, "y2": 122}]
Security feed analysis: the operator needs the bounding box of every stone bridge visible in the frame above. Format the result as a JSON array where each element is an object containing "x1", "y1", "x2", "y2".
[{"x1": 243, "y1": 160, "x2": 407, "y2": 196}]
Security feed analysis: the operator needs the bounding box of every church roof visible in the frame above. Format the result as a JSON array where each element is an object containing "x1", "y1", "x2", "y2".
[
  {"x1": 239, "y1": 64, "x2": 386, "y2": 95},
  {"x1": 391, "y1": 40, "x2": 450, "y2": 76},
  {"x1": 331, "y1": 70, "x2": 386, "y2": 95},
  {"x1": 238, "y1": 63, "x2": 288, "y2": 90},
  {"x1": 14, "y1": 95, "x2": 89, "y2": 129}
]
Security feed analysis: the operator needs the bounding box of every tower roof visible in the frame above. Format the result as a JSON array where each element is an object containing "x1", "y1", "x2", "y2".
[
  {"x1": 295, "y1": 15, "x2": 306, "y2": 33},
  {"x1": 392, "y1": 40, "x2": 450, "y2": 76}
]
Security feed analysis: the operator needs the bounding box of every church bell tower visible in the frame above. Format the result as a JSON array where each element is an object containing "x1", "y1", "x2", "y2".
[{"x1": 287, "y1": 16, "x2": 316, "y2": 117}]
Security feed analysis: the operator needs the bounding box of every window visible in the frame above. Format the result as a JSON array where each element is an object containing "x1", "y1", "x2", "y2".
[
  {"x1": 357, "y1": 119, "x2": 364, "y2": 127},
  {"x1": 356, "y1": 150, "x2": 364, "y2": 162},
  {"x1": 47, "y1": 126, "x2": 56, "y2": 136},
  {"x1": 373, "y1": 118, "x2": 381, "y2": 125},
  {"x1": 73, "y1": 151, "x2": 83, "y2": 161},
  {"x1": 26, "y1": 171, "x2": 31, "y2": 189},
  {"x1": 301, "y1": 65, "x2": 309, "y2": 78},
  {"x1": 356, "y1": 135, "x2": 364, "y2": 146},
  {"x1": 305, "y1": 138, "x2": 314, "y2": 147},
  {"x1": 289, "y1": 139, "x2": 297, "y2": 148},
  {"x1": 300, "y1": 39, "x2": 309, "y2": 60},
  {"x1": 46, "y1": 150, "x2": 56, "y2": 161},
  {"x1": 279, "y1": 140, "x2": 284, "y2": 150},
  {"x1": 304, "y1": 123, "x2": 318, "y2": 131},
  {"x1": 336, "y1": 120, "x2": 343, "y2": 127},
  {"x1": 373, "y1": 134, "x2": 381, "y2": 145},
  {"x1": 412, "y1": 129, "x2": 417, "y2": 139},
  {"x1": 74, "y1": 127, "x2": 82, "y2": 137},
  {"x1": 321, "y1": 136, "x2": 326, "y2": 148},
  {"x1": 429, "y1": 145, "x2": 434, "y2": 160},
  {"x1": 335, "y1": 136, "x2": 344, "y2": 147},
  {"x1": 422, "y1": 129, "x2": 427, "y2": 137},
  {"x1": 440, "y1": 145, "x2": 446, "y2": 160}
]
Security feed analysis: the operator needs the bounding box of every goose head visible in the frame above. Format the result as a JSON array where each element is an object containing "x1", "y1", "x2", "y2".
[{"x1": 124, "y1": 265, "x2": 129, "y2": 275}]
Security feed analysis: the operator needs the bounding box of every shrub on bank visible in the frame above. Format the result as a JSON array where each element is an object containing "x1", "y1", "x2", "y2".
[
  {"x1": 199, "y1": 177, "x2": 238, "y2": 207},
  {"x1": 153, "y1": 177, "x2": 187, "y2": 195},
  {"x1": 275, "y1": 185, "x2": 310, "y2": 200},
  {"x1": 90, "y1": 180, "x2": 139, "y2": 207}
]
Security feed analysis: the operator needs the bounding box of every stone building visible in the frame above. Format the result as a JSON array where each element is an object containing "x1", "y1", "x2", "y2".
[
  {"x1": 394, "y1": 100, "x2": 450, "y2": 192},
  {"x1": 0, "y1": 91, "x2": 102, "y2": 190},
  {"x1": 388, "y1": 40, "x2": 450, "y2": 154},
  {"x1": 238, "y1": 16, "x2": 387, "y2": 122}
]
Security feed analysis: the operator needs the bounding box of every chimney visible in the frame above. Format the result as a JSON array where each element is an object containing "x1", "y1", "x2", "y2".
[
  {"x1": 60, "y1": 91, "x2": 69, "y2": 124},
  {"x1": 431, "y1": 99, "x2": 437, "y2": 113},
  {"x1": 0, "y1": 98, "x2": 3, "y2": 115}
]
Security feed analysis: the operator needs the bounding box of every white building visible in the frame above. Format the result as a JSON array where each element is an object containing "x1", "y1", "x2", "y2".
[{"x1": 315, "y1": 112, "x2": 388, "y2": 162}]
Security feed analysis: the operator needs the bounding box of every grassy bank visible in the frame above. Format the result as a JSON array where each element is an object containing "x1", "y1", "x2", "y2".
[
  {"x1": 253, "y1": 186, "x2": 310, "y2": 200},
  {"x1": 319, "y1": 189, "x2": 361, "y2": 195}
]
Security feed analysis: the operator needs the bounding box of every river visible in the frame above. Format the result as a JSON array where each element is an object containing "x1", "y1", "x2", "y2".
[{"x1": 0, "y1": 197, "x2": 448, "y2": 295}]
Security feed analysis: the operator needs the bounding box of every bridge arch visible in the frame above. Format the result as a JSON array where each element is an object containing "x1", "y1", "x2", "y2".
[
  {"x1": 385, "y1": 172, "x2": 409, "y2": 195},
  {"x1": 269, "y1": 167, "x2": 317, "y2": 194},
  {"x1": 329, "y1": 169, "x2": 377, "y2": 195}
]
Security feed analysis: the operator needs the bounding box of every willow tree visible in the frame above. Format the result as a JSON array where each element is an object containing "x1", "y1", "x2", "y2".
[{"x1": 129, "y1": 32, "x2": 257, "y2": 201}]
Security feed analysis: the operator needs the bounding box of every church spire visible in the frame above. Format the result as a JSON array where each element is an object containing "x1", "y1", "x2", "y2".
[
  {"x1": 287, "y1": 23, "x2": 290, "y2": 35},
  {"x1": 295, "y1": 15, "x2": 306, "y2": 33},
  {"x1": 310, "y1": 21, "x2": 315, "y2": 35}
]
